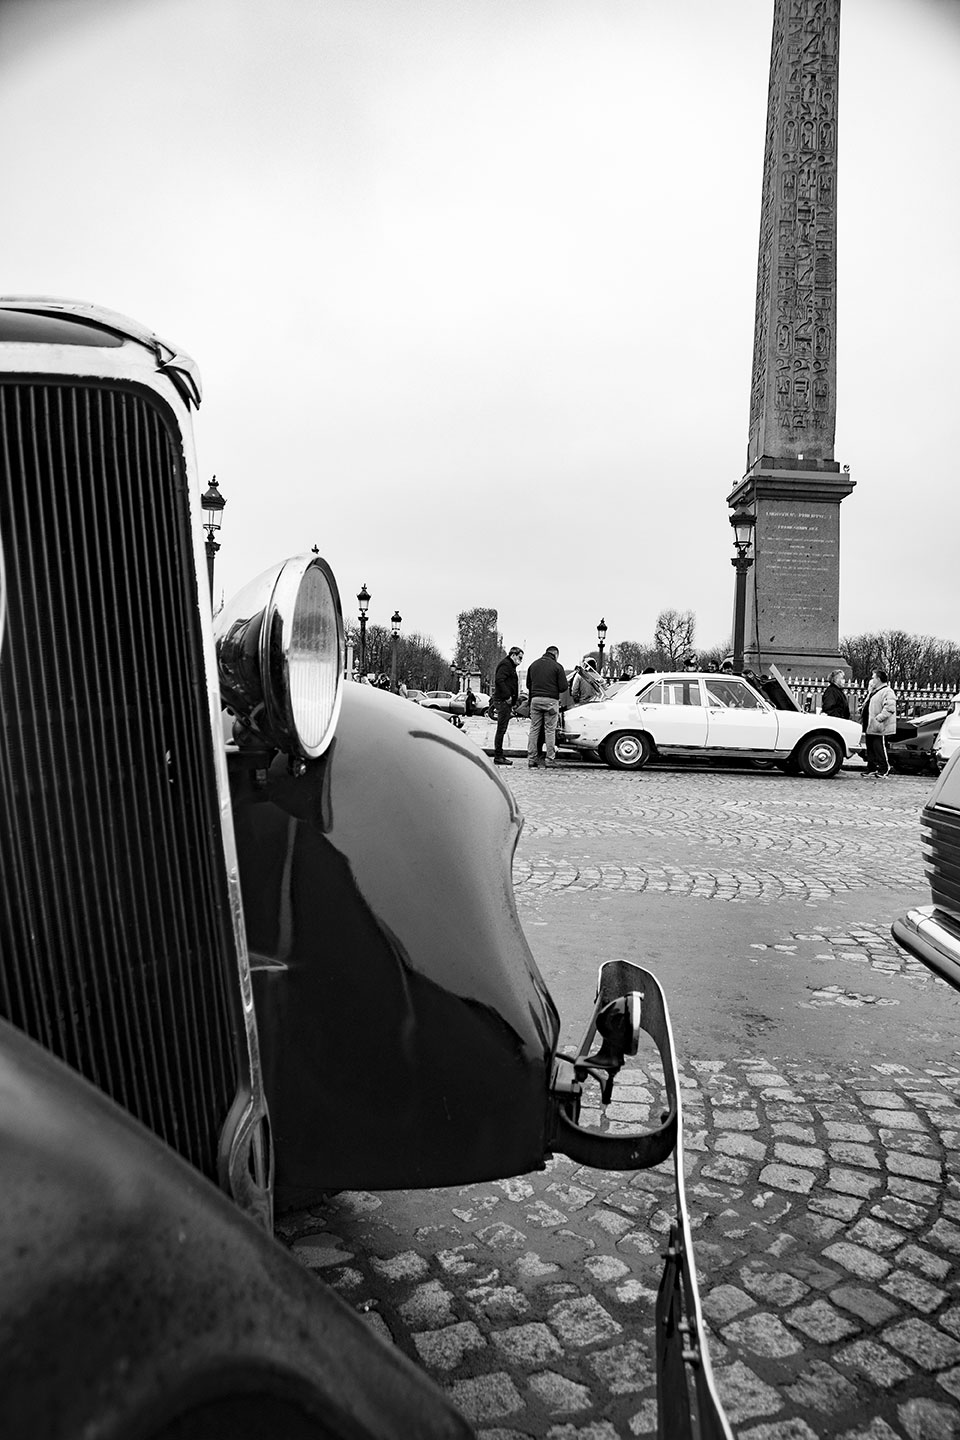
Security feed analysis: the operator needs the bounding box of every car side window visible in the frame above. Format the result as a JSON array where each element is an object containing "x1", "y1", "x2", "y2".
[
  {"x1": 704, "y1": 678, "x2": 762, "y2": 710},
  {"x1": 639, "y1": 679, "x2": 698, "y2": 706}
]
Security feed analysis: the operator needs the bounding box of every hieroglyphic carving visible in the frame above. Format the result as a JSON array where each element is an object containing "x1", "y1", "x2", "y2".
[{"x1": 746, "y1": 0, "x2": 840, "y2": 468}]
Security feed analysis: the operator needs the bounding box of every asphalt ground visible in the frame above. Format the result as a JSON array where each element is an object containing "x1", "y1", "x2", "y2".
[{"x1": 281, "y1": 721, "x2": 960, "y2": 1439}]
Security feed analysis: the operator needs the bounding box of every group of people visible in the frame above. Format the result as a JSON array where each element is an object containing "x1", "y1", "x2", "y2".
[
  {"x1": 821, "y1": 667, "x2": 898, "y2": 777},
  {"x1": 489, "y1": 646, "x2": 610, "y2": 768},
  {"x1": 488, "y1": 647, "x2": 900, "y2": 778}
]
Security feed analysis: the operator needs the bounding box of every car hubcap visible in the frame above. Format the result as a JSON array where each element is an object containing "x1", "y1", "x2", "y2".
[
  {"x1": 808, "y1": 742, "x2": 838, "y2": 774},
  {"x1": 615, "y1": 736, "x2": 642, "y2": 764}
]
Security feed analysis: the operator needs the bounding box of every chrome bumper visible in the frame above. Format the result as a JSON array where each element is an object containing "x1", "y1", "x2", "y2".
[{"x1": 892, "y1": 907, "x2": 960, "y2": 992}]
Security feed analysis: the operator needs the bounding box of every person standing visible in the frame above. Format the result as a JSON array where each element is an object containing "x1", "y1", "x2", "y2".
[
  {"x1": 820, "y1": 669, "x2": 850, "y2": 720},
  {"x1": 491, "y1": 647, "x2": 523, "y2": 766},
  {"x1": 570, "y1": 657, "x2": 605, "y2": 706},
  {"x1": 863, "y1": 668, "x2": 897, "y2": 777},
  {"x1": 526, "y1": 646, "x2": 568, "y2": 768}
]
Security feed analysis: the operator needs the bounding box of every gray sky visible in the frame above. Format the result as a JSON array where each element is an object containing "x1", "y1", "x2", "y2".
[{"x1": 2, "y1": 0, "x2": 957, "y2": 666}]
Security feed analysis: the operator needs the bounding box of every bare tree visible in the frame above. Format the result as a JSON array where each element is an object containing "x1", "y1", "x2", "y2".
[
  {"x1": 453, "y1": 607, "x2": 503, "y2": 690},
  {"x1": 653, "y1": 609, "x2": 696, "y2": 666}
]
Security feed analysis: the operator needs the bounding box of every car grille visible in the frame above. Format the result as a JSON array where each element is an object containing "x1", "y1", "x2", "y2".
[
  {"x1": 0, "y1": 379, "x2": 240, "y2": 1181},
  {"x1": 922, "y1": 806, "x2": 960, "y2": 920}
]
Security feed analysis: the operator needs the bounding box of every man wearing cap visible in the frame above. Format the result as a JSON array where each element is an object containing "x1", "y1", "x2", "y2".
[
  {"x1": 525, "y1": 646, "x2": 569, "y2": 769},
  {"x1": 491, "y1": 646, "x2": 523, "y2": 766}
]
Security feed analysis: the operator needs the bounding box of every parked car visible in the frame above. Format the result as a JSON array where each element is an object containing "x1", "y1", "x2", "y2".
[
  {"x1": 887, "y1": 709, "x2": 949, "y2": 775},
  {"x1": 934, "y1": 694, "x2": 960, "y2": 770},
  {"x1": 420, "y1": 689, "x2": 457, "y2": 710},
  {"x1": 892, "y1": 748, "x2": 960, "y2": 989},
  {"x1": 0, "y1": 299, "x2": 730, "y2": 1439},
  {"x1": 560, "y1": 669, "x2": 862, "y2": 777},
  {"x1": 405, "y1": 688, "x2": 425, "y2": 704}
]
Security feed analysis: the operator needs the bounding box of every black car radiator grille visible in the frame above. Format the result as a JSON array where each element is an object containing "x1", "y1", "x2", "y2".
[
  {"x1": 923, "y1": 807, "x2": 960, "y2": 918},
  {"x1": 0, "y1": 379, "x2": 240, "y2": 1181}
]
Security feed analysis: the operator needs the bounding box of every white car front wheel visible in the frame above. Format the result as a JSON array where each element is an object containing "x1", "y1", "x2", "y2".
[{"x1": 796, "y1": 735, "x2": 843, "y2": 778}]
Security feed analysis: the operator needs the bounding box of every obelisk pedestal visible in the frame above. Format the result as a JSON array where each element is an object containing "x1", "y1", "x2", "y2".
[{"x1": 728, "y1": 0, "x2": 855, "y2": 680}]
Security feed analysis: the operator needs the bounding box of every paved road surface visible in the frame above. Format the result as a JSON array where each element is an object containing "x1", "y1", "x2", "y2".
[{"x1": 282, "y1": 749, "x2": 960, "y2": 1439}]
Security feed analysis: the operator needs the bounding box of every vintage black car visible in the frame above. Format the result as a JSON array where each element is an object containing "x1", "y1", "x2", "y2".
[
  {"x1": 0, "y1": 299, "x2": 730, "y2": 1439},
  {"x1": 893, "y1": 749, "x2": 960, "y2": 990}
]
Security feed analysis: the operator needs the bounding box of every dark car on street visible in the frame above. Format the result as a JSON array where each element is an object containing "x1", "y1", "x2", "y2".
[
  {"x1": 887, "y1": 709, "x2": 949, "y2": 775},
  {"x1": 893, "y1": 749, "x2": 960, "y2": 989},
  {"x1": 0, "y1": 299, "x2": 730, "y2": 1440}
]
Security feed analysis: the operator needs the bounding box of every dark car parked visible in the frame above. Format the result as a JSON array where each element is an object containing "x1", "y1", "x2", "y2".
[
  {"x1": 0, "y1": 300, "x2": 730, "y2": 1440},
  {"x1": 887, "y1": 710, "x2": 949, "y2": 775},
  {"x1": 893, "y1": 749, "x2": 960, "y2": 989}
]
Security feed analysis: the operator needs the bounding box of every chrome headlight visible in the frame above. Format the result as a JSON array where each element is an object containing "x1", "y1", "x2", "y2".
[{"x1": 215, "y1": 554, "x2": 344, "y2": 759}]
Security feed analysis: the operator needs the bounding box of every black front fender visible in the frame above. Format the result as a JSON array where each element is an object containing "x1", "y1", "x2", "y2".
[
  {"x1": 231, "y1": 684, "x2": 560, "y2": 1207},
  {"x1": 0, "y1": 1019, "x2": 470, "y2": 1440}
]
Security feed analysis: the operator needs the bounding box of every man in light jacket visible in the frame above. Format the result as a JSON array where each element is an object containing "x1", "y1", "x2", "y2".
[{"x1": 863, "y1": 668, "x2": 897, "y2": 777}]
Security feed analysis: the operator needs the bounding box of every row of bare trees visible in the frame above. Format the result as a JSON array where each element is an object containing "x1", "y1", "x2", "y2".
[
  {"x1": 345, "y1": 608, "x2": 960, "y2": 694},
  {"x1": 343, "y1": 620, "x2": 453, "y2": 690},
  {"x1": 840, "y1": 631, "x2": 960, "y2": 687},
  {"x1": 343, "y1": 606, "x2": 504, "y2": 690}
]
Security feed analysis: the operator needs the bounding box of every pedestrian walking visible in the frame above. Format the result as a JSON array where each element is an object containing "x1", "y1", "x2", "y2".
[
  {"x1": 525, "y1": 646, "x2": 568, "y2": 768},
  {"x1": 570, "y1": 657, "x2": 605, "y2": 706},
  {"x1": 491, "y1": 646, "x2": 523, "y2": 766},
  {"x1": 820, "y1": 669, "x2": 850, "y2": 720},
  {"x1": 862, "y1": 668, "x2": 897, "y2": 777}
]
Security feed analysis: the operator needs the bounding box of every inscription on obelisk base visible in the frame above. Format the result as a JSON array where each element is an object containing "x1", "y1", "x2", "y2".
[{"x1": 727, "y1": 0, "x2": 855, "y2": 679}]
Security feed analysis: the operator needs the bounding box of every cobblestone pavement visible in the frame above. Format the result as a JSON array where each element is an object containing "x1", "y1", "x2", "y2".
[{"x1": 281, "y1": 759, "x2": 960, "y2": 1439}]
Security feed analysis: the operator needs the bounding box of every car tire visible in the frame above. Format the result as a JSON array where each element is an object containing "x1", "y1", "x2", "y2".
[
  {"x1": 601, "y1": 732, "x2": 652, "y2": 771},
  {"x1": 795, "y1": 735, "x2": 843, "y2": 779}
]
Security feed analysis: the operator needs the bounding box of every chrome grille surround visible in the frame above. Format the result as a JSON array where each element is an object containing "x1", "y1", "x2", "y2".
[
  {"x1": 0, "y1": 305, "x2": 271, "y2": 1228},
  {"x1": 924, "y1": 807, "x2": 960, "y2": 919}
]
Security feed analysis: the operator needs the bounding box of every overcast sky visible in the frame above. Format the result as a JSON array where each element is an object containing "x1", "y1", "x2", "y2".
[{"x1": 1, "y1": 0, "x2": 957, "y2": 667}]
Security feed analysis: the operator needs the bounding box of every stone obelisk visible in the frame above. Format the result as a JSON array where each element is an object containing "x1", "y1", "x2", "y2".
[{"x1": 727, "y1": 0, "x2": 855, "y2": 679}]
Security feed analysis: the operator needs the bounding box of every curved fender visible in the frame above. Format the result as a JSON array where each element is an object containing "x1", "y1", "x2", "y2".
[
  {"x1": 232, "y1": 684, "x2": 560, "y2": 1208},
  {"x1": 0, "y1": 1019, "x2": 471, "y2": 1440}
]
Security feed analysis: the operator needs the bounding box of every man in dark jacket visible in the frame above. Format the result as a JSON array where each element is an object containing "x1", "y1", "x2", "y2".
[
  {"x1": 491, "y1": 647, "x2": 523, "y2": 766},
  {"x1": 525, "y1": 646, "x2": 568, "y2": 768},
  {"x1": 820, "y1": 670, "x2": 850, "y2": 720}
]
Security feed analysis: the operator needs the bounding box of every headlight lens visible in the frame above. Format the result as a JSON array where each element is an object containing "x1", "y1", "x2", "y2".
[{"x1": 215, "y1": 554, "x2": 344, "y2": 759}]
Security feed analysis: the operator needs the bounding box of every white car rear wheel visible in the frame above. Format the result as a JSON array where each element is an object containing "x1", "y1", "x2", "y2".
[{"x1": 602, "y1": 732, "x2": 652, "y2": 771}]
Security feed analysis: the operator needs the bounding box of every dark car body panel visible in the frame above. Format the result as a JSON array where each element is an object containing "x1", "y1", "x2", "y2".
[
  {"x1": 0, "y1": 1017, "x2": 470, "y2": 1440},
  {"x1": 233, "y1": 683, "x2": 560, "y2": 1207},
  {"x1": 888, "y1": 712, "x2": 947, "y2": 774}
]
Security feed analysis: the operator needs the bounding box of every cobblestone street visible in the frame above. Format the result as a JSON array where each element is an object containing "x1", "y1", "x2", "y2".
[{"x1": 281, "y1": 755, "x2": 960, "y2": 1439}]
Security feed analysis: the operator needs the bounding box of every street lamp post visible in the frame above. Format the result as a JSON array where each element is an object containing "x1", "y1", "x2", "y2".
[
  {"x1": 390, "y1": 610, "x2": 402, "y2": 693},
  {"x1": 200, "y1": 476, "x2": 226, "y2": 603},
  {"x1": 357, "y1": 583, "x2": 370, "y2": 679},
  {"x1": 597, "y1": 617, "x2": 608, "y2": 677},
  {"x1": 730, "y1": 509, "x2": 756, "y2": 675}
]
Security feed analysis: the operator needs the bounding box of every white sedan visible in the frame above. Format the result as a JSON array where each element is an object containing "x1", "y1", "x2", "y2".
[{"x1": 560, "y1": 671, "x2": 863, "y2": 778}]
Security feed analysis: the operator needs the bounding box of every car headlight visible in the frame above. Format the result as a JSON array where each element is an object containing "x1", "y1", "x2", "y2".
[{"x1": 215, "y1": 553, "x2": 344, "y2": 760}]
